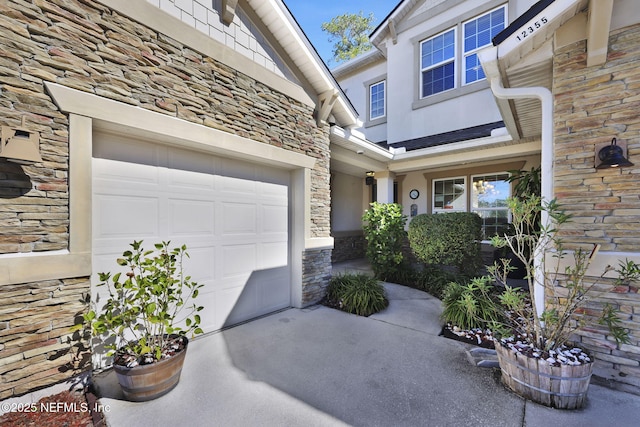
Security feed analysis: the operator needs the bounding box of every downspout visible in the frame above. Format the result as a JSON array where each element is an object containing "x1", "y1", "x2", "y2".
[
  {"x1": 479, "y1": 46, "x2": 553, "y2": 317},
  {"x1": 488, "y1": 77, "x2": 552, "y2": 317}
]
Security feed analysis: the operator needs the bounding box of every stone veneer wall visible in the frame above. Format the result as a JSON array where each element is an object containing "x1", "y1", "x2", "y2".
[
  {"x1": 0, "y1": 279, "x2": 90, "y2": 400},
  {"x1": 0, "y1": 0, "x2": 331, "y2": 397},
  {"x1": 553, "y1": 23, "x2": 640, "y2": 390},
  {"x1": 331, "y1": 231, "x2": 366, "y2": 263},
  {"x1": 302, "y1": 249, "x2": 332, "y2": 305}
]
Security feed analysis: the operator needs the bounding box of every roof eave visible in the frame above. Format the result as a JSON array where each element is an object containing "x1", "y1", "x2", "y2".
[
  {"x1": 479, "y1": 0, "x2": 612, "y2": 141},
  {"x1": 247, "y1": 0, "x2": 360, "y2": 127}
]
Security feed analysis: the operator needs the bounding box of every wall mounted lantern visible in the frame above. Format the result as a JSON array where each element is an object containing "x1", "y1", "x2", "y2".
[
  {"x1": 365, "y1": 171, "x2": 375, "y2": 186},
  {"x1": 0, "y1": 117, "x2": 43, "y2": 165},
  {"x1": 595, "y1": 138, "x2": 633, "y2": 169}
]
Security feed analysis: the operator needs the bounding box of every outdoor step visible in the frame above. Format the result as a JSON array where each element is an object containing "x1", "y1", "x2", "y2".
[{"x1": 466, "y1": 347, "x2": 499, "y2": 368}]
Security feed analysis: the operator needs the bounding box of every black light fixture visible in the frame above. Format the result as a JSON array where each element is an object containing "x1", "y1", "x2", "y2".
[
  {"x1": 596, "y1": 138, "x2": 634, "y2": 169},
  {"x1": 365, "y1": 171, "x2": 375, "y2": 185}
]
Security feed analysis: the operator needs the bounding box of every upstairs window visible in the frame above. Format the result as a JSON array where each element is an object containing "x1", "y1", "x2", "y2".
[
  {"x1": 420, "y1": 28, "x2": 456, "y2": 97},
  {"x1": 369, "y1": 80, "x2": 386, "y2": 120},
  {"x1": 463, "y1": 6, "x2": 506, "y2": 84}
]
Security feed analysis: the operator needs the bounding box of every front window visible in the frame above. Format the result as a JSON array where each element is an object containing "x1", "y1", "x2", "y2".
[
  {"x1": 420, "y1": 28, "x2": 456, "y2": 97},
  {"x1": 463, "y1": 6, "x2": 506, "y2": 84},
  {"x1": 369, "y1": 81, "x2": 386, "y2": 120},
  {"x1": 471, "y1": 173, "x2": 510, "y2": 239},
  {"x1": 433, "y1": 177, "x2": 466, "y2": 211}
]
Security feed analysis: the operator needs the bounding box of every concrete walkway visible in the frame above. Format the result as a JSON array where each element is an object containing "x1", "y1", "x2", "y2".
[{"x1": 95, "y1": 279, "x2": 640, "y2": 426}]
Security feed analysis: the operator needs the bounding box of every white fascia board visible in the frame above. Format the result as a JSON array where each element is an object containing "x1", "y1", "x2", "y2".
[
  {"x1": 496, "y1": 0, "x2": 584, "y2": 59},
  {"x1": 391, "y1": 132, "x2": 513, "y2": 161},
  {"x1": 330, "y1": 126, "x2": 393, "y2": 160},
  {"x1": 255, "y1": 0, "x2": 359, "y2": 126}
]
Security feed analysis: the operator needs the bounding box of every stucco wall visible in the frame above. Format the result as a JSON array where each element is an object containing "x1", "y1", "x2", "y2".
[
  {"x1": 553, "y1": 22, "x2": 640, "y2": 390},
  {"x1": 0, "y1": 0, "x2": 330, "y2": 398},
  {"x1": 381, "y1": 0, "x2": 505, "y2": 144}
]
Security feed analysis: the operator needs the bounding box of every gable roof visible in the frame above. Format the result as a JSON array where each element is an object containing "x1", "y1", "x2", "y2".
[
  {"x1": 369, "y1": 0, "x2": 419, "y2": 48},
  {"x1": 247, "y1": 0, "x2": 360, "y2": 127}
]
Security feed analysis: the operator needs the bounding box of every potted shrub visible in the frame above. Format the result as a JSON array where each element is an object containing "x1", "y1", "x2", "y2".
[
  {"x1": 493, "y1": 166, "x2": 542, "y2": 280},
  {"x1": 82, "y1": 240, "x2": 204, "y2": 401},
  {"x1": 488, "y1": 195, "x2": 635, "y2": 409}
]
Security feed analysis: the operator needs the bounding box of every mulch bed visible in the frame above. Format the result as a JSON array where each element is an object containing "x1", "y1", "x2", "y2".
[
  {"x1": 439, "y1": 323, "x2": 495, "y2": 349},
  {"x1": 0, "y1": 387, "x2": 105, "y2": 427}
]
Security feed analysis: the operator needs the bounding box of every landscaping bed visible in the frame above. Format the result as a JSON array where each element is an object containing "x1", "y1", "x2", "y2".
[
  {"x1": 0, "y1": 388, "x2": 104, "y2": 427},
  {"x1": 439, "y1": 323, "x2": 495, "y2": 349}
]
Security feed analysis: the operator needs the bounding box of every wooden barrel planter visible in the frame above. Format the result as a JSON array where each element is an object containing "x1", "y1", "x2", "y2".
[
  {"x1": 495, "y1": 343, "x2": 593, "y2": 409},
  {"x1": 114, "y1": 337, "x2": 189, "y2": 402}
]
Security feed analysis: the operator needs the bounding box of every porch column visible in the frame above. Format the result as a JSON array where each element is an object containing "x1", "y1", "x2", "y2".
[{"x1": 375, "y1": 171, "x2": 395, "y2": 203}]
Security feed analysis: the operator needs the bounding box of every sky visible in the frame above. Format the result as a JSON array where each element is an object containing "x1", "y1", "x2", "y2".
[{"x1": 283, "y1": 0, "x2": 399, "y2": 67}]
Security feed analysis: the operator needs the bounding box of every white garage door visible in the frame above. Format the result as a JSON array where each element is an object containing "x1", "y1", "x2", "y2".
[{"x1": 92, "y1": 132, "x2": 291, "y2": 334}]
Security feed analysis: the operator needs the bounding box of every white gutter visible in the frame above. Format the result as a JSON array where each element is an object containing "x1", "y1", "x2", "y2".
[
  {"x1": 488, "y1": 79, "x2": 553, "y2": 211},
  {"x1": 330, "y1": 125, "x2": 394, "y2": 160},
  {"x1": 479, "y1": 46, "x2": 553, "y2": 317}
]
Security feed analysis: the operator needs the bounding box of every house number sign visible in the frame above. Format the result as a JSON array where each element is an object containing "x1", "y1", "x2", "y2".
[{"x1": 515, "y1": 16, "x2": 548, "y2": 42}]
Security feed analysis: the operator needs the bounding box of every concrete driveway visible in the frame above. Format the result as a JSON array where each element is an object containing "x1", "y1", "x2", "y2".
[{"x1": 95, "y1": 283, "x2": 640, "y2": 426}]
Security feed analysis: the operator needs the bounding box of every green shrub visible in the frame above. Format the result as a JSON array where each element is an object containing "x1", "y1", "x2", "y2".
[
  {"x1": 440, "y1": 276, "x2": 502, "y2": 330},
  {"x1": 385, "y1": 264, "x2": 459, "y2": 300},
  {"x1": 408, "y1": 212, "x2": 482, "y2": 275},
  {"x1": 326, "y1": 274, "x2": 388, "y2": 316},
  {"x1": 362, "y1": 202, "x2": 407, "y2": 280}
]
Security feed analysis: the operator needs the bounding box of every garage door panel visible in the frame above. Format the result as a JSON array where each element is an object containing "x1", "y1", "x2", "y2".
[
  {"x1": 168, "y1": 174, "x2": 216, "y2": 193},
  {"x1": 92, "y1": 134, "x2": 291, "y2": 339},
  {"x1": 93, "y1": 134, "x2": 160, "y2": 166},
  {"x1": 214, "y1": 285, "x2": 245, "y2": 330},
  {"x1": 182, "y1": 246, "x2": 215, "y2": 284},
  {"x1": 168, "y1": 199, "x2": 215, "y2": 236},
  {"x1": 219, "y1": 175, "x2": 258, "y2": 195},
  {"x1": 221, "y1": 244, "x2": 257, "y2": 277},
  {"x1": 217, "y1": 157, "x2": 260, "y2": 181},
  {"x1": 94, "y1": 194, "x2": 159, "y2": 238},
  {"x1": 259, "y1": 267, "x2": 290, "y2": 308},
  {"x1": 224, "y1": 267, "x2": 290, "y2": 327},
  {"x1": 222, "y1": 203, "x2": 257, "y2": 235},
  {"x1": 259, "y1": 181, "x2": 289, "y2": 199},
  {"x1": 194, "y1": 292, "x2": 222, "y2": 331},
  {"x1": 167, "y1": 148, "x2": 216, "y2": 176},
  {"x1": 94, "y1": 159, "x2": 161, "y2": 187},
  {"x1": 262, "y1": 205, "x2": 288, "y2": 233},
  {"x1": 259, "y1": 242, "x2": 288, "y2": 270}
]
